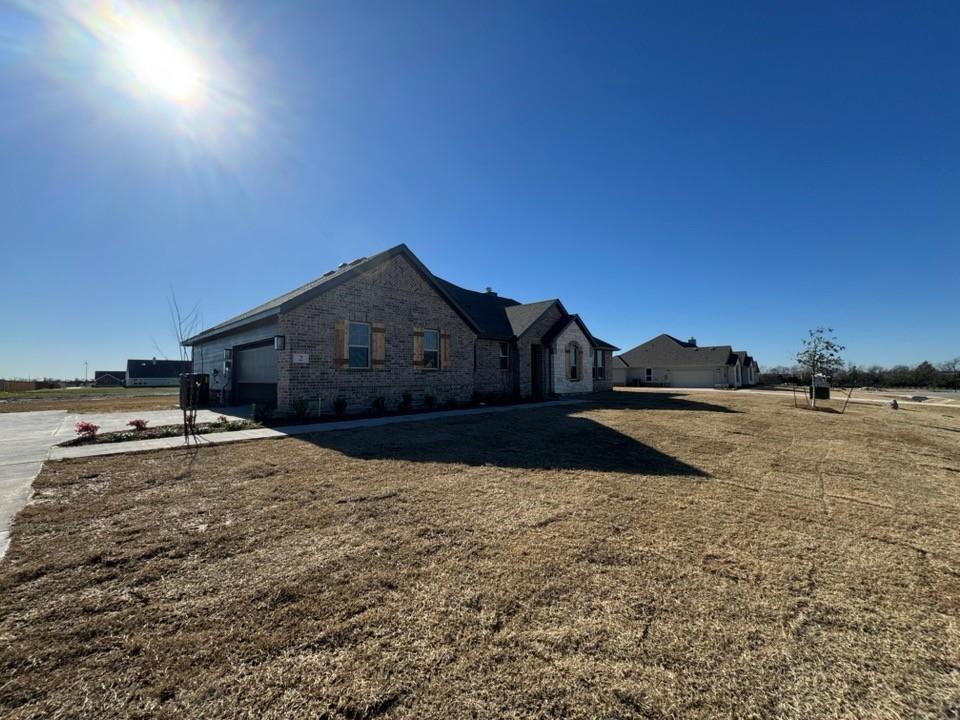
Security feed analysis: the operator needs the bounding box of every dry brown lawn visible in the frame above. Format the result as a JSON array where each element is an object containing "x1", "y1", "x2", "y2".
[
  {"x1": 1, "y1": 390, "x2": 958, "y2": 719},
  {"x1": 0, "y1": 389, "x2": 179, "y2": 414}
]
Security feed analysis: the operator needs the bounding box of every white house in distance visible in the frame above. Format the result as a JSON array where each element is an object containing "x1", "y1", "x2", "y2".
[{"x1": 612, "y1": 334, "x2": 760, "y2": 388}]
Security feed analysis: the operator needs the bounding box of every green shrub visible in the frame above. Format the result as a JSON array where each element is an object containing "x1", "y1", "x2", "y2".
[
  {"x1": 292, "y1": 397, "x2": 311, "y2": 420},
  {"x1": 371, "y1": 396, "x2": 386, "y2": 416},
  {"x1": 400, "y1": 392, "x2": 413, "y2": 411},
  {"x1": 423, "y1": 394, "x2": 436, "y2": 409},
  {"x1": 333, "y1": 397, "x2": 347, "y2": 417}
]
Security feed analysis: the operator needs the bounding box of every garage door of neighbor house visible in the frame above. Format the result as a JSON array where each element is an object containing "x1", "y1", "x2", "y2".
[
  {"x1": 235, "y1": 342, "x2": 278, "y2": 406},
  {"x1": 670, "y1": 368, "x2": 716, "y2": 388}
]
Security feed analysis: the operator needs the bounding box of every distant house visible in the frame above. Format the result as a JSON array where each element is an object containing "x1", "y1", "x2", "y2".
[
  {"x1": 93, "y1": 370, "x2": 126, "y2": 387},
  {"x1": 125, "y1": 359, "x2": 191, "y2": 387},
  {"x1": 183, "y1": 244, "x2": 617, "y2": 414},
  {"x1": 614, "y1": 334, "x2": 759, "y2": 388},
  {"x1": 733, "y1": 351, "x2": 760, "y2": 386}
]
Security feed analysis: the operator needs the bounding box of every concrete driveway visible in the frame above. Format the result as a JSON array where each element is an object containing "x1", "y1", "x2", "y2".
[
  {"x1": 0, "y1": 411, "x2": 66, "y2": 558},
  {"x1": 0, "y1": 408, "x2": 246, "y2": 559}
]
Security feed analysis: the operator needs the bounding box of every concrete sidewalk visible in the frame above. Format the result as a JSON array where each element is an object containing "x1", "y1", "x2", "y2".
[
  {"x1": 50, "y1": 399, "x2": 587, "y2": 461},
  {"x1": 617, "y1": 386, "x2": 956, "y2": 408}
]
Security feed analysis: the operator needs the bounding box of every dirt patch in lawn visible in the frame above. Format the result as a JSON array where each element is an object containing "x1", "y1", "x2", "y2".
[{"x1": 1, "y1": 391, "x2": 959, "y2": 718}]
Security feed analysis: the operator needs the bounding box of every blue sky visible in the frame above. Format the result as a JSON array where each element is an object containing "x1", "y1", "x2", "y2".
[{"x1": 1, "y1": 1, "x2": 958, "y2": 378}]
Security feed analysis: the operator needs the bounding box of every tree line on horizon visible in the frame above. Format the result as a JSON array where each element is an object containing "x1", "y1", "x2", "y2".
[{"x1": 763, "y1": 358, "x2": 960, "y2": 389}]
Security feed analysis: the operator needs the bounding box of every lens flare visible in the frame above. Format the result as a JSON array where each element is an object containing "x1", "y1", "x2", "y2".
[{"x1": 118, "y1": 19, "x2": 204, "y2": 105}]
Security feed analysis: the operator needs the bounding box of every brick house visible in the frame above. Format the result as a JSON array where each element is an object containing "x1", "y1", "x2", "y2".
[{"x1": 184, "y1": 244, "x2": 617, "y2": 414}]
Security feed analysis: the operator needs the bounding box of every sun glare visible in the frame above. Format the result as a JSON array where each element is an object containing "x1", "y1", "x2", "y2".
[{"x1": 118, "y1": 21, "x2": 204, "y2": 104}]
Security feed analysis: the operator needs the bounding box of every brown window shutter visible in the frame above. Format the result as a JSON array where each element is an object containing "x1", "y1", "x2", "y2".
[
  {"x1": 413, "y1": 327, "x2": 424, "y2": 367},
  {"x1": 372, "y1": 323, "x2": 386, "y2": 368},
  {"x1": 440, "y1": 332, "x2": 451, "y2": 370},
  {"x1": 576, "y1": 344, "x2": 583, "y2": 381},
  {"x1": 566, "y1": 344, "x2": 572, "y2": 379},
  {"x1": 334, "y1": 320, "x2": 347, "y2": 368}
]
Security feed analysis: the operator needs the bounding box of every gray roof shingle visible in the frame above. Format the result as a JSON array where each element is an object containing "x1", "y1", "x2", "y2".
[
  {"x1": 505, "y1": 300, "x2": 559, "y2": 338},
  {"x1": 184, "y1": 244, "x2": 610, "y2": 348},
  {"x1": 618, "y1": 334, "x2": 736, "y2": 368}
]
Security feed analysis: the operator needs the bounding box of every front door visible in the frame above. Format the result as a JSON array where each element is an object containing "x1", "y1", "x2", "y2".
[{"x1": 531, "y1": 344, "x2": 543, "y2": 399}]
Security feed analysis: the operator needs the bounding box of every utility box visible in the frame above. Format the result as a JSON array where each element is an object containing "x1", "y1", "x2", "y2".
[
  {"x1": 809, "y1": 374, "x2": 830, "y2": 400},
  {"x1": 179, "y1": 373, "x2": 210, "y2": 409}
]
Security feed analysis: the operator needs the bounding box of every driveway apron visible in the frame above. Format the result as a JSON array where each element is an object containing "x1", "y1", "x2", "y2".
[{"x1": 0, "y1": 411, "x2": 67, "y2": 558}]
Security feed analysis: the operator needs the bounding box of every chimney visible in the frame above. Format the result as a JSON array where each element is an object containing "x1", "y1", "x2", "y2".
[
  {"x1": 687, "y1": 337, "x2": 697, "y2": 347},
  {"x1": 485, "y1": 287, "x2": 497, "y2": 296}
]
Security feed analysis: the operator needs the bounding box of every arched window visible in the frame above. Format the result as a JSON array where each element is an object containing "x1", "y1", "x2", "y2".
[{"x1": 567, "y1": 342, "x2": 582, "y2": 381}]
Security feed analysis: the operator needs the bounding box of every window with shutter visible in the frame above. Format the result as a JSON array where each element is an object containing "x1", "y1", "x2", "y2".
[
  {"x1": 348, "y1": 322, "x2": 370, "y2": 369},
  {"x1": 440, "y1": 332, "x2": 451, "y2": 370},
  {"x1": 372, "y1": 323, "x2": 386, "y2": 368},
  {"x1": 423, "y1": 329, "x2": 439, "y2": 369},
  {"x1": 413, "y1": 328, "x2": 424, "y2": 367},
  {"x1": 333, "y1": 320, "x2": 347, "y2": 368}
]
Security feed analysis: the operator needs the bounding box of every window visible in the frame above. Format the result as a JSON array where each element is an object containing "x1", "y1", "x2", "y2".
[
  {"x1": 645, "y1": 368, "x2": 652, "y2": 383},
  {"x1": 423, "y1": 329, "x2": 439, "y2": 369},
  {"x1": 570, "y1": 344, "x2": 580, "y2": 380},
  {"x1": 348, "y1": 322, "x2": 370, "y2": 368},
  {"x1": 499, "y1": 342, "x2": 510, "y2": 370},
  {"x1": 593, "y1": 350, "x2": 605, "y2": 380}
]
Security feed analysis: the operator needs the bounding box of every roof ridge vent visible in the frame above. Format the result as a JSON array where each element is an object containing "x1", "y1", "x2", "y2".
[
  {"x1": 337, "y1": 262, "x2": 348, "y2": 269},
  {"x1": 350, "y1": 256, "x2": 367, "y2": 266}
]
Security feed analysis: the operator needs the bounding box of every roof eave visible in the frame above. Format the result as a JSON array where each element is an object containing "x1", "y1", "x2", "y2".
[{"x1": 182, "y1": 309, "x2": 280, "y2": 346}]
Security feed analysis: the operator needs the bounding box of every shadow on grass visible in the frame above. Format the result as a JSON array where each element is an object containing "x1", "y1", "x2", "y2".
[
  {"x1": 291, "y1": 404, "x2": 707, "y2": 477},
  {"x1": 589, "y1": 390, "x2": 740, "y2": 413}
]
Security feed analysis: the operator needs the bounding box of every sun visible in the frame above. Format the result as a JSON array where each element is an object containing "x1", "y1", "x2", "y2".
[{"x1": 117, "y1": 20, "x2": 205, "y2": 105}]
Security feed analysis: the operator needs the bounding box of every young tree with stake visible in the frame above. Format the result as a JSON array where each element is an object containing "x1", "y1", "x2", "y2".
[{"x1": 796, "y1": 327, "x2": 845, "y2": 409}]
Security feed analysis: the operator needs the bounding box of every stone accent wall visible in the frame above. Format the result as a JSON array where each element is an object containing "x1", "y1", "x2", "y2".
[
  {"x1": 474, "y1": 338, "x2": 515, "y2": 396},
  {"x1": 551, "y1": 321, "x2": 594, "y2": 394},
  {"x1": 593, "y1": 349, "x2": 614, "y2": 392},
  {"x1": 277, "y1": 255, "x2": 477, "y2": 415},
  {"x1": 516, "y1": 303, "x2": 564, "y2": 398}
]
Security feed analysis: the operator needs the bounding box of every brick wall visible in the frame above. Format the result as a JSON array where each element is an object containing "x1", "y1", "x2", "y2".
[
  {"x1": 277, "y1": 254, "x2": 477, "y2": 414},
  {"x1": 474, "y1": 338, "x2": 515, "y2": 396}
]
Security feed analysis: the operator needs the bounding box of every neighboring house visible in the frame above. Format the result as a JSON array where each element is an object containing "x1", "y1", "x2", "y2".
[
  {"x1": 183, "y1": 244, "x2": 617, "y2": 414},
  {"x1": 611, "y1": 355, "x2": 630, "y2": 386},
  {"x1": 615, "y1": 334, "x2": 759, "y2": 389},
  {"x1": 125, "y1": 359, "x2": 191, "y2": 387},
  {"x1": 733, "y1": 351, "x2": 760, "y2": 387},
  {"x1": 93, "y1": 370, "x2": 126, "y2": 387}
]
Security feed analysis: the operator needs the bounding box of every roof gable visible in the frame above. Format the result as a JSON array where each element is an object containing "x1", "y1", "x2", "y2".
[
  {"x1": 540, "y1": 313, "x2": 616, "y2": 350},
  {"x1": 185, "y1": 245, "x2": 480, "y2": 344},
  {"x1": 505, "y1": 300, "x2": 562, "y2": 338}
]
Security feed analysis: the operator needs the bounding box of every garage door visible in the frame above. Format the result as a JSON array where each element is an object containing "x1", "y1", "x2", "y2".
[
  {"x1": 236, "y1": 343, "x2": 277, "y2": 406},
  {"x1": 670, "y1": 368, "x2": 717, "y2": 388}
]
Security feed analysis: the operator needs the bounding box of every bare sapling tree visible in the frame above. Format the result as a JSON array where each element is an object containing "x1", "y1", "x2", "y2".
[
  {"x1": 796, "y1": 327, "x2": 845, "y2": 409},
  {"x1": 169, "y1": 293, "x2": 202, "y2": 444}
]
